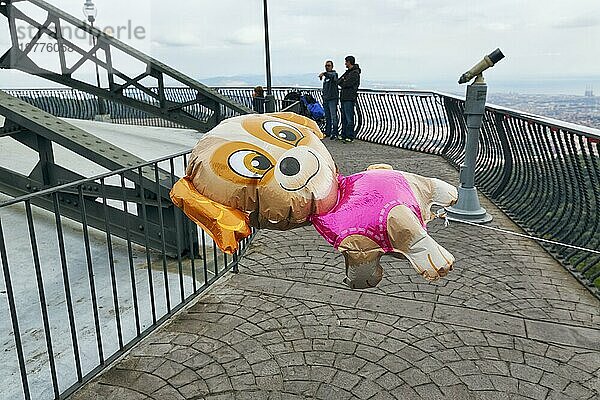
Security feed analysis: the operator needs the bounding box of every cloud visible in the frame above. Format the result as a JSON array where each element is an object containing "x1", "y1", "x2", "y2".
[
  {"x1": 152, "y1": 32, "x2": 202, "y2": 48},
  {"x1": 553, "y1": 16, "x2": 600, "y2": 29},
  {"x1": 225, "y1": 26, "x2": 263, "y2": 46},
  {"x1": 487, "y1": 22, "x2": 512, "y2": 31}
]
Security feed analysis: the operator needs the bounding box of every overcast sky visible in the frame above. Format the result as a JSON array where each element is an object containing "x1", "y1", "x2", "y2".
[{"x1": 1, "y1": 0, "x2": 599, "y2": 92}]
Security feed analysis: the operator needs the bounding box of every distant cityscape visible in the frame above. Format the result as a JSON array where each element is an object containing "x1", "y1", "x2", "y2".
[{"x1": 487, "y1": 90, "x2": 600, "y2": 131}]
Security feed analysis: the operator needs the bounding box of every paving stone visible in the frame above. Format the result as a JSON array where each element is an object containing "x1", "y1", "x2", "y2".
[
  {"x1": 498, "y1": 348, "x2": 524, "y2": 363},
  {"x1": 569, "y1": 351, "x2": 600, "y2": 374},
  {"x1": 562, "y1": 381, "x2": 596, "y2": 399},
  {"x1": 539, "y1": 371, "x2": 571, "y2": 392},
  {"x1": 355, "y1": 292, "x2": 434, "y2": 320},
  {"x1": 456, "y1": 330, "x2": 488, "y2": 346},
  {"x1": 230, "y1": 373, "x2": 256, "y2": 390},
  {"x1": 196, "y1": 362, "x2": 225, "y2": 380},
  {"x1": 255, "y1": 375, "x2": 284, "y2": 391},
  {"x1": 309, "y1": 366, "x2": 337, "y2": 383},
  {"x1": 250, "y1": 359, "x2": 279, "y2": 377},
  {"x1": 355, "y1": 344, "x2": 387, "y2": 363},
  {"x1": 315, "y1": 383, "x2": 353, "y2": 400},
  {"x1": 474, "y1": 360, "x2": 509, "y2": 376},
  {"x1": 484, "y1": 333, "x2": 514, "y2": 349},
  {"x1": 205, "y1": 374, "x2": 233, "y2": 392},
  {"x1": 413, "y1": 383, "x2": 445, "y2": 400},
  {"x1": 177, "y1": 379, "x2": 209, "y2": 398},
  {"x1": 353, "y1": 378, "x2": 382, "y2": 399},
  {"x1": 447, "y1": 360, "x2": 480, "y2": 376},
  {"x1": 378, "y1": 371, "x2": 404, "y2": 391},
  {"x1": 184, "y1": 352, "x2": 213, "y2": 370},
  {"x1": 222, "y1": 358, "x2": 252, "y2": 377},
  {"x1": 370, "y1": 391, "x2": 396, "y2": 400},
  {"x1": 153, "y1": 360, "x2": 187, "y2": 381},
  {"x1": 283, "y1": 380, "x2": 318, "y2": 397},
  {"x1": 456, "y1": 346, "x2": 480, "y2": 361},
  {"x1": 439, "y1": 384, "x2": 477, "y2": 399},
  {"x1": 150, "y1": 385, "x2": 185, "y2": 400},
  {"x1": 509, "y1": 363, "x2": 544, "y2": 384},
  {"x1": 526, "y1": 320, "x2": 600, "y2": 351},
  {"x1": 275, "y1": 352, "x2": 304, "y2": 367},
  {"x1": 399, "y1": 367, "x2": 431, "y2": 386},
  {"x1": 430, "y1": 367, "x2": 462, "y2": 387},
  {"x1": 517, "y1": 381, "x2": 549, "y2": 400},
  {"x1": 433, "y1": 349, "x2": 462, "y2": 363},
  {"x1": 99, "y1": 369, "x2": 167, "y2": 395},
  {"x1": 332, "y1": 340, "x2": 358, "y2": 354},
  {"x1": 379, "y1": 353, "x2": 411, "y2": 374},
  {"x1": 117, "y1": 356, "x2": 165, "y2": 374},
  {"x1": 523, "y1": 353, "x2": 559, "y2": 373},
  {"x1": 459, "y1": 374, "x2": 495, "y2": 391},
  {"x1": 357, "y1": 362, "x2": 387, "y2": 380},
  {"x1": 475, "y1": 346, "x2": 500, "y2": 360},
  {"x1": 396, "y1": 346, "x2": 428, "y2": 363},
  {"x1": 71, "y1": 385, "x2": 148, "y2": 400},
  {"x1": 489, "y1": 375, "x2": 519, "y2": 393},
  {"x1": 334, "y1": 354, "x2": 367, "y2": 374}
]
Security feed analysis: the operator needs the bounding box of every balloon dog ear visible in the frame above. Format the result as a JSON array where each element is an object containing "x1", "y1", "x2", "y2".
[
  {"x1": 267, "y1": 112, "x2": 324, "y2": 139},
  {"x1": 170, "y1": 177, "x2": 251, "y2": 254}
]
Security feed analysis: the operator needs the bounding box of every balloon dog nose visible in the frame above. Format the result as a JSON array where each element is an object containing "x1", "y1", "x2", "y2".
[{"x1": 279, "y1": 157, "x2": 301, "y2": 176}]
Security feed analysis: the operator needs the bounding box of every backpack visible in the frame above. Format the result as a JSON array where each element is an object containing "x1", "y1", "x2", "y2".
[
  {"x1": 283, "y1": 91, "x2": 302, "y2": 102},
  {"x1": 283, "y1": 91, "x2": 310, "y2": 117},
  {"x1": 301, "y1": 95, "x2": 325, "y2": 119}
]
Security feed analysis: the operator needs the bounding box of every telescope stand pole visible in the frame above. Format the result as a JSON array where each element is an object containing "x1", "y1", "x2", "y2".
[{"x1": 446, "y1": 75, "x2": 493, "y2": 223}]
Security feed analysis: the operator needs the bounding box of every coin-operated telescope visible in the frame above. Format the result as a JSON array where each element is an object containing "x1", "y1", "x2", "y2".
[{"x1": 446, "y1": 48, "x2": 505, "y2": 223}]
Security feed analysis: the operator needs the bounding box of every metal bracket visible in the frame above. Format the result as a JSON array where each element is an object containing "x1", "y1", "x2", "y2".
[{"x1": 0, "y1": 89, "x2": 196, "y2": 255}]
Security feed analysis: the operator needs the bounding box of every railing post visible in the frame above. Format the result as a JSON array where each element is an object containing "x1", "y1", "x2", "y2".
[
  {"x1": 492, "y1": 112, "x2": 513, "y2": 198},
  {"x1": 441, "y1": 96, "x2": 458, "y2": 158}
]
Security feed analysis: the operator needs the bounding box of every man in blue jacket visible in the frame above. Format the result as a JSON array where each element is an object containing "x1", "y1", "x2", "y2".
[
  {"x1": 337, "y1": 55, "x2": 361, "y2": 143},
  {"x1": 319, "y1": 60, "x2": 339, "y2": 140}
]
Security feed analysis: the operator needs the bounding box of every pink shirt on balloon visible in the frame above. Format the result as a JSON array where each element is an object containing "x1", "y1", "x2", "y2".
[{"x1": 310, "y1": 170, "x2": 425, "y2": 252}]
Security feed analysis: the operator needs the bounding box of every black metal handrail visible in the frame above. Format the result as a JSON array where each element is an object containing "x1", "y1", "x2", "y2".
[
  {"x1": 5, "y1": 87, "x2": 599, "y2": 294},
  {"x1": 215, "y1": 87, "x2": 599, "y2": 294},
  {"x1": 2, "y1": 85, "x2": 598, "y2": 400},
  {"x1": 0, "y1": 150, "x2": 253, "y2": 399}
]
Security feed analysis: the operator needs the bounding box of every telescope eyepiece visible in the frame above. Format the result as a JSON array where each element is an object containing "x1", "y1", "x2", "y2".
[{"x1": 487, "y1": 48, "x2": 504, "y2": 64}]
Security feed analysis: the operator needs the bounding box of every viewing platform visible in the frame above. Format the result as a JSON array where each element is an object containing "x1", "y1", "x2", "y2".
[
  {"x1": 1, "y1": 1, "x2": 598, "y2": 398},
  {"x1": 68, "y1": 140, "x2": 600, "y2": 400}
]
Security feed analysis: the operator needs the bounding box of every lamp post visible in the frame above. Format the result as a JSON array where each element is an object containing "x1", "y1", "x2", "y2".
[
  {"x1": 83, "y1": 0, "x2": 109, "y2": 120},
  {"x1": 446, "y1": 48, "x2": 505, "y2": 224},
  {"x1": 262, "y1": 0, "x2": 275, "y2": 112}
]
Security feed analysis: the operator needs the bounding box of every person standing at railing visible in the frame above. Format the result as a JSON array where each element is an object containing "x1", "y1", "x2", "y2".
[
  {"x1": 319, "y1": 60, "x2": 339, "y2": 140},
  {"x1": 337, "y1": 55, "x2": 361, "y2": 143},
  {"x1": 252, "y1": 85, "x2": 265, "y2": 113}
]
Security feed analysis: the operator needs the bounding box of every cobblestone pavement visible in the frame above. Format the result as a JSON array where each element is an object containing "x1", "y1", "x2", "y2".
[{"x1": 72, "y1": 140, "x2": 600, "y2": 399}]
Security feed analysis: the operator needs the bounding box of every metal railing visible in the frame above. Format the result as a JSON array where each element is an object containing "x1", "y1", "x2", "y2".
[
  {"x1": 218, "y1": 87, "x2": 600, "y2": 293},
  {"x1": 357, "y1": 90, "x2": 600, "y2": 295},
  {"x1": 2, "y1": 86, "x2": 598, "y2": 400},
  {"x1": 0, "y1": 150, "x2": 253, "y2": 399},
  {"x1": 4, "y1": 86, "x2": 599, "y2": 293}
]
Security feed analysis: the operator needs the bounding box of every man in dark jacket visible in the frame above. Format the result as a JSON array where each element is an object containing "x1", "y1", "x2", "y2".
[
  {"x1": 319, "y1": 60, "x2": 339, "y2": 140},
  {"x1": 337, "y1": 55, "x2": 361, "y2": 142}
]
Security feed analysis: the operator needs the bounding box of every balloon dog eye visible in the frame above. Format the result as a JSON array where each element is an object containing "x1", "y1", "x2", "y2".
[
  {"x1": 262, "y1": 121, "x2": 305, "y2": 146},
  {"x1": 228, "y1": 150, "x2": 273, "y2": 179}
]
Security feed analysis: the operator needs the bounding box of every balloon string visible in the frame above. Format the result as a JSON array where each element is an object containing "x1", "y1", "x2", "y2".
[{"x1": 436, "y1": 210, "x2": 600, "y2": 255}]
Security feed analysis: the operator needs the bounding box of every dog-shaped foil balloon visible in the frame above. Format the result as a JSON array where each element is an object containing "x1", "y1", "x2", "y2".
[{"x1": 170, "y1": 112, "x2": 458, "y2": 289}]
